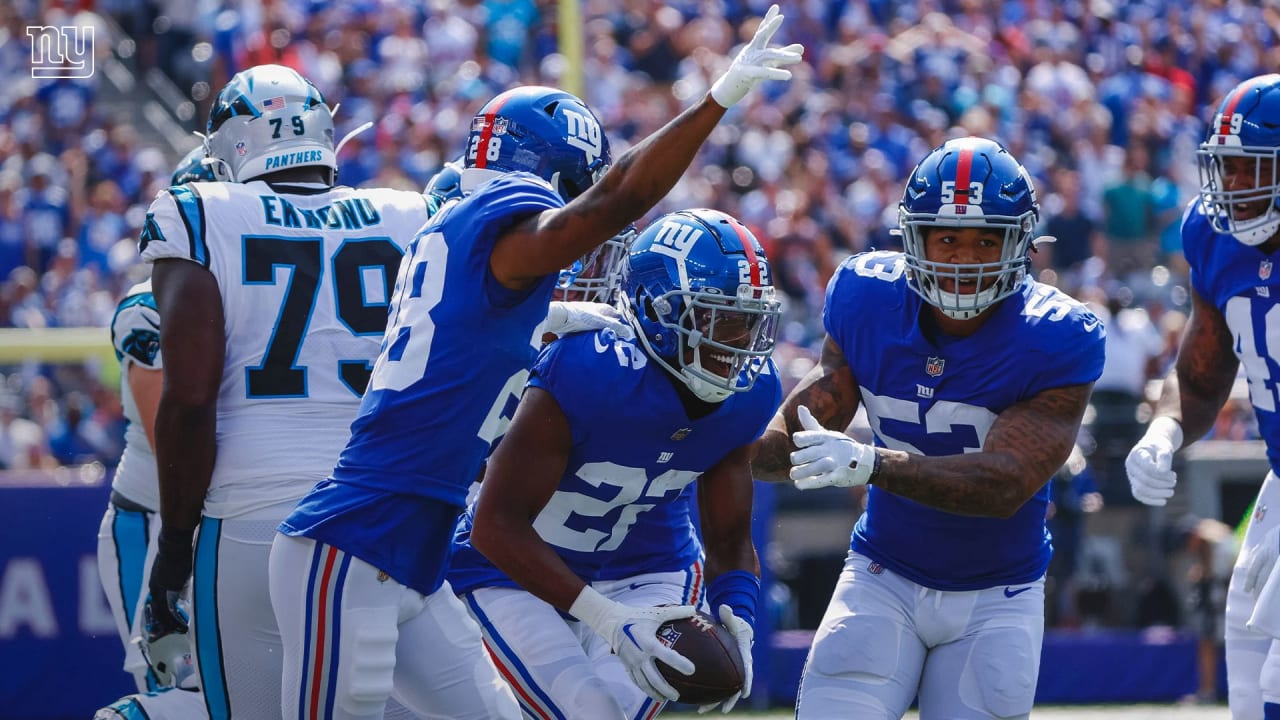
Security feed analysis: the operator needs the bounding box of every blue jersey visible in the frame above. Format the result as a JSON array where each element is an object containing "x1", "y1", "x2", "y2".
[
  {"x1": 282, "y1": 174, "x2": 563, "y2": 595},
  {"x1": 830, "y1": 251, "x2": 1105, "y2": 591},
  {"x1": 448, "y1": 329, "x2": 780, "y2": 594},
  {"x1": 1182, "y1": 199, "x2": 1280, "y2": 474}
]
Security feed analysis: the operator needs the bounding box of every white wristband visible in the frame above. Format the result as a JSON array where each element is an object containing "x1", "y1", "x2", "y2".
[
  {"x1": 569, "y1": 585, "x2": 615, "y2": 636},
  {"x1": 1144, "y1": 416, "x2": 1184, "y2": 450}
]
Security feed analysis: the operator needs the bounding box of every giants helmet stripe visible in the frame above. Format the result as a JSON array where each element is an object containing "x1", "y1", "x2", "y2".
[
  {"x1": 474, "y1": 95, "x2": 512, "y2": 170},
  {"x1": 1220, "y1": 75, "x2": 1272, "y2": 135},
  {"x1": 953, "y1": 147, "x2": 974, "y2": 204},
  {"x1": 729, "y1": 217, "x2": 762, "y2": 286}
]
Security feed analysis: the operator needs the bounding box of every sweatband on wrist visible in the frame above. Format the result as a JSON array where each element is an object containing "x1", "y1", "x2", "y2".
[
  {"x1": 1147, "y1": 416, "x2": 1184, "y2": 450},
  {"x1": 707, "y1": 570, "x2": 761, "y2": 627},
  {"x1": 569, "y1": 585, "x2": 613, "y2": 631}
]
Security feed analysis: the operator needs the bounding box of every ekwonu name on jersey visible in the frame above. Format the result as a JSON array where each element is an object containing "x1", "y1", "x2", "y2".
[{"x1": 138, "y1": 180, "x2": 434, "y2": 518}]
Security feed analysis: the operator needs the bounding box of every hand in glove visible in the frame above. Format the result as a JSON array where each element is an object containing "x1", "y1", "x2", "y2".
[
  {"x1": 545, "y1": 301, "x2": 635, "y2": 341},
  {"x1": 1126, "y1": 417, "x2": 1183, "y2": 506},
  {"x1": 710, "y1": 4, "x2": 805, "y2": 109},
  {"x1": 697, "y1": 605, "x2": 754, "y2": 714},
  {"x1": 789, "y1": 405, "x2": 878, "y2": 490},
  {"x1": 571, "y1": 586, "x2": 696, "y2": 702}
]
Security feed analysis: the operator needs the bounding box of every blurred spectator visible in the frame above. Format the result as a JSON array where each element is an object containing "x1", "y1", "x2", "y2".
[
  {"x1": 1102, "y1": 144, "x2": 1156, "y2": 279},
  {"x1": 1039, "y1": 167, "x2": 1102, "y2": 276},
  {"x1": 0, "y1": 390, "x2": 54, "y2": 470},
  {"x1": 1178, "y1": 516, "x2": 1237, "y2": 705},
  {"x1": 1046, "y1": 445, "x2": 1103, "y2": 629}
]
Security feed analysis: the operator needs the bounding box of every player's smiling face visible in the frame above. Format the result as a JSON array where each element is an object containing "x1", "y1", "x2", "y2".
[
  {"x1": 921, "y1": 226, "x2": 1004, "y2": 294},
  {"x1": 1220, "y1": 155, "x2": 1276, "y2": 222}
]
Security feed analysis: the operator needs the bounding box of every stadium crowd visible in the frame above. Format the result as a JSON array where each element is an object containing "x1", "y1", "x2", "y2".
[{"x1": 0, "y1": 0, "x2": 1273, "y2": 629}]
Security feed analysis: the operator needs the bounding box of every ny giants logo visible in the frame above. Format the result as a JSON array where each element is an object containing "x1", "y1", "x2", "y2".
[
  {"x1": 27, "y1": 26, "x2": 94, "y2": 79},
  {"x1": 563, "y1": 109, "x2": 603, "y2": 164}
]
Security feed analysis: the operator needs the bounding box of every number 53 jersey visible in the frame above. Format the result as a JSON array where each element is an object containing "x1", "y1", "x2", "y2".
[
  {"x1": 828, "y1": 251, "x2": 1105, "y2": 591},
  {"x1": 1182, "y1": 199, "x2": 1280, "y2": 475},
  {"x1": 139, "y1": 180, "x2": 433, "y2": 518}
]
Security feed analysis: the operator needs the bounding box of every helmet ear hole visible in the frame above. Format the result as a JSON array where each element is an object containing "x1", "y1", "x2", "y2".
[{"x1": 640, "y1": 291, "x2": 660, "y2": 323}]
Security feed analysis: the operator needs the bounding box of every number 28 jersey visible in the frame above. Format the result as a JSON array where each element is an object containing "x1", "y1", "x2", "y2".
[
  {"x1": 1182, "y1": 199, "x2": 1280, "y2": 475},
  {"x1": 139, "y1": 180, "x2": 432, "y2": 518},
  {"x1": 830, "y1": 251, "x2": 1105, "y2": 591}
]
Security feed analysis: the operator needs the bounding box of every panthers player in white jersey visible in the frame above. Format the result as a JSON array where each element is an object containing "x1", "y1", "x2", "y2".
[
  {"x1": 1127, "y1": 74, "x2": 1280, "y2": 719},
  {"x1": 94, "y1": 151, "x2": 213, "y2": 720},
  {"x1": 135, "y1": 65, "x2": 448, "y2": 720},
  {"x1": 267, "y1": 7, "x2": 802, "y2": 720},
  {"x1": 451, "y1": 209, "x2": 781, "y2": 719},
  {"x1": 752, "y1": 138, "x2": 1105, "y2": 719}
]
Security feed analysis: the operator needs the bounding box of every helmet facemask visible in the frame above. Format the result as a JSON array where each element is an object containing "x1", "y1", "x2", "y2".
[
  {"x1": 555, "y1": 225, "x2": 635, "y2": 303},
  {"x1": 1197, "y1": 145, "x2": 1280, "y2": 246},
  {"x1": 626, "y1": 283, "x2": 781, "y2": 403},
  {"x1": 900, "y1": 208, "x2": 1035, "y2": 320}
]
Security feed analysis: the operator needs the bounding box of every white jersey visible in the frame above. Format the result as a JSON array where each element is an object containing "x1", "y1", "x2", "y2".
[
  {"x1": 139, "y1": 180, "x2": 433, "y2": 518},
  {"x1": 110, "y1": 280, "x2": 163, "y2": 511}
]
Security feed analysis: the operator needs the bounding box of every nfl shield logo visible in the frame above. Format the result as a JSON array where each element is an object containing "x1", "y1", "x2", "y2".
[
  {"x1": 1262, "y1": 260, "x2": 1273, "y2": 281},
  {"x1": 235, "y1": 141, "x2": 247, "y2": 156},
  {"x1": 925, "y1": 356, "x2": 945, "y2": 377},
  {"x1": 493, "y1": 117, "x2": 509, "y2": 136},
  {"x1": 868, "y1": 562, "x2": 884, "y2": 575}
]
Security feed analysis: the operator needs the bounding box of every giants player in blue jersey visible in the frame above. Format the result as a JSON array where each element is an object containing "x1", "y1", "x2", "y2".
[
  {"x1": 449, "y1": 209, "x2": 781, "y2": 719},
  {"x1": 268, "y1": 9, "x2": 802, "y2": 720},
  {"x1": 752, "y1": 137, "x2": 1105, "y2": 719},
  {"x1": 1127, "y1": 74, "x2": 1280, "y2": 720}
]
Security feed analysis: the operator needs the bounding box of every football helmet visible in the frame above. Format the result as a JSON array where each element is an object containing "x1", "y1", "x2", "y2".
[
  {"x1": 463, "y1": 85, "x2": 611, "y2": 201},
  {"x1": 620, "y1": 209, "x2": 781, "y2": 403},
  {"x1": 426, "y1": 156, "x2": 464, "y2": 205},
  {"x1": 555, "y1": 224, "x2": 636, "y2": 303},
  {"x1": 898, "y1": 137, "x2": 1038, "y2": 320},
  {"x1": 170, "y1": 145, "x2": 217, "y2": 186},
  {"x1": 1197, "y1": 74, "x2": 1280, "y2": 246},
  {"x1": 204, "y1": 64, "x2": 337, "y2": 184}
]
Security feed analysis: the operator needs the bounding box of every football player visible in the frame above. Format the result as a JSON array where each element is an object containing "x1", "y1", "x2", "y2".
[
  {"x1": 93, "y1": 151, "x2": 213, "y2": 720},
  {"x1": 136, "y1": 64, "x2": 461, "y2": 720},
  {"x1": 268, "y1": 7, "x2": 802, "y2": 719},
  {"x1": 451, "y1": 209, "x2": 780, "y2": 718},
  {"x1": 1126, "y1": 73, "x2": 1280, "y2": 719},
  {"x1": 752, "y1": 137, "x2": 1105, "y2": 719}
]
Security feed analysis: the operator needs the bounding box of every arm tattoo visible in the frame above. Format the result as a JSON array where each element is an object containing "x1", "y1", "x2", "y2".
[
  {"x1": 752, "y1": 336, "x2": 860, "y2": 483},
  {"x1": 873, "y1": 383, "x2": 1092, "y2": 518},
  {"x1": 1165, "y1": 290, "x2": 1238, "y2": 443}
]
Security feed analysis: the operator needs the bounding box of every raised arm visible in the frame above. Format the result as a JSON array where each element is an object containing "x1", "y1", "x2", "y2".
[
  {"x1": 751, "y1": 335, "x2": 860, "y2": 483},
  {"x1": 490, "y1": 5, "x2": 803, "y2": 288}
]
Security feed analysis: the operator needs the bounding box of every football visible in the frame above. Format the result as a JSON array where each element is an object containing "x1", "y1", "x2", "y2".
[{"x1": 655, "y1": 610, "x2": 745, "y2": 705}]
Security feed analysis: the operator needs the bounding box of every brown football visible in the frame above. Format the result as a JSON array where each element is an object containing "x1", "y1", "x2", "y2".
[{"x1": 655, "y1": 610, "x2": 745, "y2": 705}]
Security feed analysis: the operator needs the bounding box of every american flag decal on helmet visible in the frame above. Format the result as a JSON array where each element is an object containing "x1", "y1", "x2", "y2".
[{"x1": 262, "y1": 96, "x2": 286, "y2": 110}]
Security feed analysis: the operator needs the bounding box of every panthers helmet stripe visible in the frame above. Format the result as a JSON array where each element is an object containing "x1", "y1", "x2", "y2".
[
  {"x1": 474, "y1": 95, "x2": 512, "y2": 170},
  {"x1": 953, "y1": 147, "x2": 974, "y2": 205},
  {"x1": 728, "y1": 218, "x2": 762, "y2": 287}
]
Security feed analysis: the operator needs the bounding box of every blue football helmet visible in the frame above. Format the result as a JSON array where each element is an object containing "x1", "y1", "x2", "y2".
[
  {"x1": 464, "y1": 85, "x2": 611, "y2": 201},
  {"x1": 171, "y1": 145, "x2": 217, "y2": 186},
  {"x1": 898, "y1": 137, "x2": 1039, "y2": 320},
  {"x1": 620, "y1": 209, "x2": 781, "y2": 403},
  {"x1": 555, "y1": 224, "x2": 636, "y2": 303},
  {"x1": 204, "y1": 64, "x2": 337, "y2": 183},
  {"x1": 1198, "y1": 73, "x2": 1280, "y2": 246}
]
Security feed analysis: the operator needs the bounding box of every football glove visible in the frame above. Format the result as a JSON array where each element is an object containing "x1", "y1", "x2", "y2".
[
  {"x1": 789, "y1": 405, "x2": 877, "y2": 490},
  {"x1": 1126, "y1": 416, "x2": 1183, "y2": 507},
  {"x1": 697, "y1": 604, "x2": 753, "y2": 714},
  {"x1": 545, "y1": 301, "x2": 635, "y2": 340},
  {"x1": 710, "y1": 4, "x2": 804, "y2": 109},
  {"x1": 571, "y1": 586, "x2": 696, "y2": 702}
]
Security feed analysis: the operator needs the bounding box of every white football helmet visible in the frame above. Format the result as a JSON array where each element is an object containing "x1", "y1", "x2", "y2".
[{"x1": 204, "y1": 64, "x2": 339, "y2": 183}]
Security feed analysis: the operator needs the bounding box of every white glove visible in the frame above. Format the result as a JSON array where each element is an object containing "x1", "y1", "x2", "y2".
[
  {"x1": 1243, "y1": 526, "x2": 1280, "y2": 596},
  {"x1": 698, "y1": 605, "x2": 754, "y2": 714},
  {"x1": 710, "y1": 4, "x2": 805, "y2": 109},
  {"x1": 789, "y1": 405, "x2": 877, "y2": 490},
  {"x1": 571, "y1": 586, "x2": 696, "y2": 702},
  {"x1": 1125, "y1": 416, "x2": 1183, "y2": 506},
  {"x1": 544, "y1": 301, "x2": 635, "y2": 340}
]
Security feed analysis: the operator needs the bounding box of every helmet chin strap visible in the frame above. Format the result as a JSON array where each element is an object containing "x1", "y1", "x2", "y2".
[
  {"x1": 1232, "y1": 212, "x2": 1280, "y2": 246},
  {"x1": 682, "y1": 372, "x2": 732, "y2": 403}
]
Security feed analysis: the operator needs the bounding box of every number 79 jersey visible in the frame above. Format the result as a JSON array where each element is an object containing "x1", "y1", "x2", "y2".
[
  {"x1": 1182, "y1": 199, "x2": 1280, "y2": 474},
  {"x1": 829, "y1": 251, "x2": 1105, "y2": 591},
  {"x1": 139, "y1": 180, "x2": 433, "y2": 517}
]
